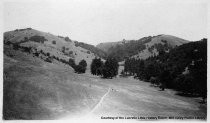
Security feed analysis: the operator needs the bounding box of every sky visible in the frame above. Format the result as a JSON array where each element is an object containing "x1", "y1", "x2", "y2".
[{"x1": 3, "y1": 0, "x2": 207, "y2": 45}]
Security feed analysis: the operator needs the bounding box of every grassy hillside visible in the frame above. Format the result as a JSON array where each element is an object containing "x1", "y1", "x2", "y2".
[
  {"x1": 74, "y1": 41, "x2": 107, "y2": 59},
  {"x1": 96, "y1": 42, "x2": 119, "y2": 53},
  {"x1": 4, "y1": 28, "x2": 97, "y2": 66},
  {"x1": 3, "y1": 45, "x2": 107, "y2": 119},
  {"x1": 96, "y1": 35, "x2": 189, "y2": 61}
]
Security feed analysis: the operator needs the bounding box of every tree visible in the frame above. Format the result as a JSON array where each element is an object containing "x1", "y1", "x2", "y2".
[
  {"x1": 102, "y1": 57, "x2": 119, "y2": 78},
  {"x1": 74, "y1": 65, "x2": 86, "y2": 74},
  {"x1": 69, "y1": 58, "x2": 76, "y2": 68},
  {"x1": 52, "y1": 40, "x2": 56, "y2": 44},
  {"x1": 73, "y1": 59, "x2": 87, "y2": 74},
  {"x1": 79, "y1": 59, "x2": 87, "y2": 68},
  {"x1": 158, "y1": 69, "x2": 172, "y2": 91},
  {"x1": 64, "y1": 37, "x2": 72, "y2": 42},
  {"x1": 90, "y1": 58, "x2": 103, "y2": 75}
]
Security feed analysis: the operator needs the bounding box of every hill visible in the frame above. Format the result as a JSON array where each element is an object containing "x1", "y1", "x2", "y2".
[
  {"x1": 124, "y1": 38, "x2": 207, "y2": 99},
  {"x1": 4, "y1": 28, "x2": 99, "y2": 67},
  {"x1": 74, "y1": 41, "x2": 107, "y2": 59},
  {"x1": 96, "y1": 41, "x2": 119, "y2": 53},
  {"x1": 96, "y1": 35, "x2": 189, "y2": 61},
  {"x1": 3, "y1": 44, "x2": 108, "y2": 119}
]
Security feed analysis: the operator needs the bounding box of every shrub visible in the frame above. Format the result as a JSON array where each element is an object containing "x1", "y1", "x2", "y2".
[
  {"x1": 46, "y1": 53, "x2": 50, "y2": 57},
  {"x1": 52, "y1": 40, "x2": 56, "y2": 44},
  {"x1": 64, "y1": 37, "x2": 71, "y2": 42},
  {"x1": 62, "y1": 46, "x2": 65, "y2": 53},
  {"x1": 45, "y1": 57, "x2": 52, "y2": 63},
  {"x1": 87, "y1": 51, "x2": 91, "y2": 54}
]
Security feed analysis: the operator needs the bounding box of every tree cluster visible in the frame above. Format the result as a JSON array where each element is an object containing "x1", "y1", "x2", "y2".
[
  {"x1": 68, "y1": 59, "x2": 87, "y2": 74},
  {"x1": 90, "y1": 57, "x2": 119, "y2": 78},
  {"x1": 124, "y1": 39, "x2": 207, "y2": 101}
]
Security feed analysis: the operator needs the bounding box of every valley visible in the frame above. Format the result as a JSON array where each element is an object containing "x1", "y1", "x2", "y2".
[
  {"x1": 3, "y1": 46, "x2": 206, "y2": 120},
  {"x1": 3, "y1": 28, "x2": 207, "y2": 120}
]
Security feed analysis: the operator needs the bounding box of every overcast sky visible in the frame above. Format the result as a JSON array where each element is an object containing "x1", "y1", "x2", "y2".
[{"x1": 3, "y1": 0, "x2": 207, "y2": 45}]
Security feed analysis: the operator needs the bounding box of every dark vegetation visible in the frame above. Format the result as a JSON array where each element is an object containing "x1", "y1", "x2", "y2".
[
  {"x1": 105, "y1": 36, "x2": 152, "y2": 61},
  {"x1": 14, "y1": 28, "x2": 32, "y2": 32},
  {"x1": 90, "y1": 58, "x2": 104, "y2": 76},
  {"x1": 29, "y1": 35, "x2": 47, "y2": 43},
  {"x1": 73, "y1": 59, "x2": 87, "y2": 74},
  {"x1": 61, "y1": 46, "x2": 74, "y2": 58},
  {"x1": 52, "y1": 40, "x2": 56, "y2": 44},
  {"x1": 91, "y1": 57, "x2": 119, "y2": 78},
  {"x1": 148, "y1": 40, "x2": 173, "y2": 53},
  {"x1": 74, "y1": 41, "x2": 107, "y2": 59},
  {"x1": 123, "y1": 39, "x2": 207, "y2": 102},
  {"x1": 64, "y1": 37, "x2": 72, "y2": 42}
]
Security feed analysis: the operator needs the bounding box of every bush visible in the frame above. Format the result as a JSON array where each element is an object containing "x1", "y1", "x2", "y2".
[
  {"x1": 87, "y1": 51, "x2": 91, "y2": 54},
  {"x1": 64, "y1": 37, "x2": 71, "y2": 42},
  {"x1": 45, "y1": 57, "x2": 52, "y2": 63},
  {"x1": 52, "y1": 40, "x2": 56, "y2": 44},
  {"x1": 46, "y1": 53, "x2": 50, "y2": 57}
]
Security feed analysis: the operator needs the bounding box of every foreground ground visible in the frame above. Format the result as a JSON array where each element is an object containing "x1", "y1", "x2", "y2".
[
  {"x1": 61, "y1": 74, "x2": 207, "y2": 120},
  {"x1": 3, "y1": 47, "x2": 206, "y2": 120}
]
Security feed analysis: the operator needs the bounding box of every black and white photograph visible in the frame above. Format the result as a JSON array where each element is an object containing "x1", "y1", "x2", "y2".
[{"x1": 1, "y1": 0, "x2": 208, "y2": 122}]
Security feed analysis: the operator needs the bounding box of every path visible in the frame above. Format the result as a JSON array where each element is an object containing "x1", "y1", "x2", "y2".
[{"x1": 88, "y1": 88, "x2": 111, "y2": 114}]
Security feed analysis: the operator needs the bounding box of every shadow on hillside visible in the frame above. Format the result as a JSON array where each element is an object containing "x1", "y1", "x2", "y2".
[{"x1": 175, "y1": 92, "x2": 200, "y2": 97}]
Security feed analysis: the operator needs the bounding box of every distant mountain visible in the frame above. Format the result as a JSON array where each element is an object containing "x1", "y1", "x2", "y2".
[
  {"x1": 96, "y1": 42, "x2": 119, "y2": 53},
  {"x1": 4, "y1": 28, "x2": 100, "y2": 66},
  {"x1": 96, "y1": 35, "x2": 189, "y2": 61}
]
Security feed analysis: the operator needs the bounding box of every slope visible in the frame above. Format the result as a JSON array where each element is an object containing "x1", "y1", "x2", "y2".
[
  {"x1": 3, "y1": 44, "x2": 107, "y2": 119},
  {"x1": 96, "y1": 35, "x2": 189, "y2": 61},
  {"x1": 4, "y1": 28, "x2": 97, "y2": 67}
]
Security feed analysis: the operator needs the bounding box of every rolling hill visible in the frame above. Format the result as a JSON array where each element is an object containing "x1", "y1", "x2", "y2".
[
  {"x1": 4, "y1": 28, "x2": 101, "y2": 67},
  {"x1": 96, "y1": 35, "x2": 189, "y2": 61},
  {"x1": 3, "y1": 28, "x2": 108, "y2": 119},
  {"x1": 74, "y1": 41, "x2": 107, "y2": 59}
]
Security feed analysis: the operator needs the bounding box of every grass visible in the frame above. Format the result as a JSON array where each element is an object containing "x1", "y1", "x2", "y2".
[{"x1": 3, "y1": 79, "x2": 54, "y2": 119}]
